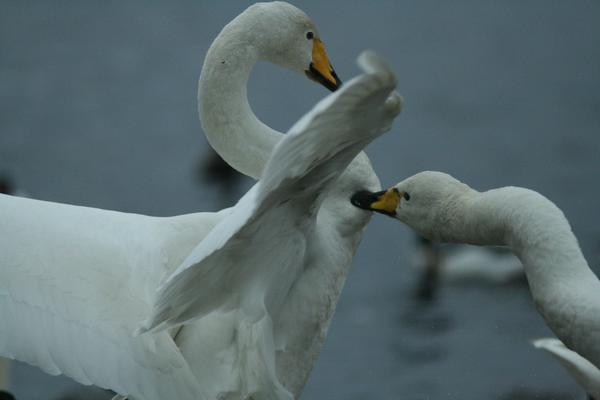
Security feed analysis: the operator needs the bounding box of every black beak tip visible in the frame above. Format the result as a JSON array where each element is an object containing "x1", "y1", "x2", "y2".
[
  {"x1": 351, "y1": 189, "x2": 398, "y2": 217},
  {"x1": 325, "y1": 80, "x2": 340, "y2": 92},
  {"x1": 306, "y1": 64, "x2": 342, "y2": 92},
  {"x1": 350, "y1": 190, "x2": 375, "y2": 210},
  {"x1": 330, "y1": 69, "x2": 342, "y2": 91}
]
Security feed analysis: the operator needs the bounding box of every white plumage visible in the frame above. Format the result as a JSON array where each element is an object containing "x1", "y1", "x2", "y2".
[
  {"x1": 140, "y1": 50, "x2": 401, "y2": 399},
  {"x1": 352, "y1": 171, "x2": 600, "y2": 396},
  {"x1": 533, "y1": 338, "x2": 600, "y2": 399},
  {"x1": 0, "y1": 195, "x2": 218, "y2": 399},
  {"x1": 0, "y1": 2, "x2": 402, "y2": 398},
  {"x1": 439, "y1": 246, "x2": 522, "y2": 284}
]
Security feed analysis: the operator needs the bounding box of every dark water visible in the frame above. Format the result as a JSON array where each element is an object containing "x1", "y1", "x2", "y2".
[{"x1": 1, "y1": 1, "x2": 599, "y2": 399}]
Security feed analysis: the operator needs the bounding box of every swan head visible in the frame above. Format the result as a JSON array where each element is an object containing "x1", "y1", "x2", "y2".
[
  {"x1": 351, "y1": 171, "x2": 472, "y2": 240},
  {"x1": 238, "y1": 2, "x2": 341, "y2": 91}
]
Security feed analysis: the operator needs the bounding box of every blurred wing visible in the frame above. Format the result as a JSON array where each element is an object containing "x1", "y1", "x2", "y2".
[
  {"x1": 532, "y1": 338, "x2": 600, "y2": 396},
  {"x1": 142, "y1": 50, "x2": 401, "y2": 333}
]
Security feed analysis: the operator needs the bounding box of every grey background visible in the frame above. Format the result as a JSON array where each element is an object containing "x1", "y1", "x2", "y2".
[{"x1": 1, "y1": 1, "x2": 599, "y2": 399}]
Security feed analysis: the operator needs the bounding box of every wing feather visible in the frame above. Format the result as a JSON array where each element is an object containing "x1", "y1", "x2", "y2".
[
  {"x1": 533, "y1": 338, "x2": 600, "y2": 396},
  {"x1": 142, "y1": 50, "x2": 402, "y2": 333},
  {"x1": 0, "y1": 194, "x2": 205, "y2": 400}
]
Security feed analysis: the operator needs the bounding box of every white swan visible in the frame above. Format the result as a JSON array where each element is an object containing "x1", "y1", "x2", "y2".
[
  {"x1": 411, "y1": 241, "x2": 523, "y2": 300},
  {"x1": 0, "y1": 2, "x2": 401, "y2": 399},
  {"x1": 533, "y1": 337, "x2": 600, "y2": 399},
  {"x1": 438, "y1": 246, "x2": 521, "y2": 284},
  {"x1": 351, "y1": 171, "x2": 600, "y2": 389},
  {"x1": 411, "y1": 239, "x2": 522, "y2": 287}
]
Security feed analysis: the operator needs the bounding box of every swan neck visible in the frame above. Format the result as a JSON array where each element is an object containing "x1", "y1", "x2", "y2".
[
  {"x1": 198, "y1": 20, "x2": 282, "y2": 179},
  {"x1": 433, "y1": 189, "x2": 507, "y2": 246},
  {"x1": 452, "y1": 188, "x2": 592, "y2": 293},
  {"x1": 502, "y1": 189, "x2": 591, "y2": 291}
]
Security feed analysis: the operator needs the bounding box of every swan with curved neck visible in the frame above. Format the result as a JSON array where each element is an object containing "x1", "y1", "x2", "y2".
[
  {"x1": 351, "y1": 171, "x2": 600, "y2": 393},
  {"x1": 176, "y1": 2, "x2": 384, "y2": 396},
  {"x1": 0, "y1": 3, "x2": 397, "y2": 400}
]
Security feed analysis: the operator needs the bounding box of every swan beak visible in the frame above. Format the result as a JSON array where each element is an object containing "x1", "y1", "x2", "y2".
[
  {"x1": 351, "y1": 188, "x2": 400, "y2": 217},
  {"x1": 305, "y1": 39, "x2": 342, "y2": 92}
]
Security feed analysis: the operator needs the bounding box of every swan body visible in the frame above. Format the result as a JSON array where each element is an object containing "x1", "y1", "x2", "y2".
[
  {"x1": 180, "y1": 2, "x2": 398, "y2": 397},
  {"x1": 351, "y1": 171, "x2": 600, "y2": 383},
  {"x1": 0, "y1": 2, "x2": 401, "y2": 398},
  {"x1": 533, "y1": 337, "x2": 600, "y2": 399},
  {"x1": 411, "y1": 239, "x2": 522, "y2": 288}
]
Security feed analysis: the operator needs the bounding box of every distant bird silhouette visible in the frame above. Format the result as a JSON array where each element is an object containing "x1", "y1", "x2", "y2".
[
  {"x1": 413, "y1": 236, "x2": 440, "y2": 301},
  {"x1": 198, "y1": 148, "x2": 241, "y2": 185},
  {"x1": 196, "y1": 148, "x2": 246, "y2": 206},
  {"x1": 412, "y1": 236, "x2": 522, "y2": 302}
]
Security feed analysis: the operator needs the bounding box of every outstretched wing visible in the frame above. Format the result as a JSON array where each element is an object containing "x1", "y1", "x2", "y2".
[
  {"x1": 0, "y1": 195, "x2": 207, "y2": 400},
  {"x1": 532, "y1": 338, "x2": 600, "y2": 396},
  {"x1": 141, "y1": 51, "x2": 402, "y2": 333}
]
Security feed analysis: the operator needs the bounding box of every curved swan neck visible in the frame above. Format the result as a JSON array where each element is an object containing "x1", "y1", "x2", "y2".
[
  {"x1": 433, "y1": 189, "x2": 506, "y2": 246},
  {"x1": 446, "y1": 188, "x2": 593, "y2": 290},
  {"x1": 198, "y1": 16, "x2": 282, "y2": 180}
]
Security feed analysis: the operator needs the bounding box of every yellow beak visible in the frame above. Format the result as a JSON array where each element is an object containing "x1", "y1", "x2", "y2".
[
  {"x1": 350, "y1": 188, "x2": 401, "y2": 216},
  {"x1": 305, "y1": 39, "x2": 342, "y2": 92}
]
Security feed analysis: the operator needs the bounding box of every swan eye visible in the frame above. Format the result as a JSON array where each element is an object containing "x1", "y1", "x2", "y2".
[
  {"x1": 403, "y1": 192, "x2": 411, "y2": 201},
  {"x1": 306, "y1": 31, "x2": 314, "y2": 40}
]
